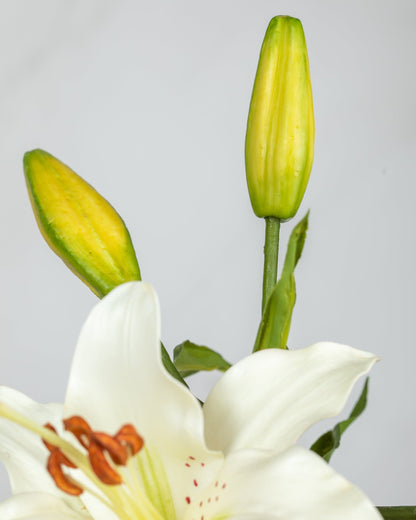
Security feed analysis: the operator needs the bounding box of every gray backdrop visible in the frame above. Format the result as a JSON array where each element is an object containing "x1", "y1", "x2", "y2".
[{"x1": 0, "y1": 0, "x2": 415, "y2": 506}]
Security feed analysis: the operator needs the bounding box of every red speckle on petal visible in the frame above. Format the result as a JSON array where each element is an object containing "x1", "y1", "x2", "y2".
[
  {"x1": 215, "y1": 481, "x2": 218, "y2": 487},
  {"x1": 201, "y1": 462, "x2": 205, "y2": 467},
  {"x1": 222, "y1": 483, "x2": 226, "y2": 489},
  {"x1": 215, "y1": 496, "x2": 219, "y2": 501},
  {"x1": 186, "y1": 497, "x2": 191, "y2": 504},
  {"x1": 193, "y1": 479, "x2": 198, "y2": 487},
  {"x1": 199, "y1": 501, "x2": 203, "y2": 507},
  {"x1": 189, "y1": 456, "x2": 195, "y2": 460},
  {"x1": 185, "y1": 463, "x2": 191, "y2": 467},
  {"x1": 208, "y1": 498, "x2": 211, "y2": 503}
]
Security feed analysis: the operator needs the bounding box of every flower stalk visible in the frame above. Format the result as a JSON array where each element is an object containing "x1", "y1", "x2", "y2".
[{"x1": 262, "y1": 216, "x2": 281, "y2": 313}]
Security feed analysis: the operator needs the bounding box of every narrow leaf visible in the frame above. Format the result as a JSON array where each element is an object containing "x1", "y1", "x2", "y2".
[
  {"x1": 310, "y1": 377, "x2": 369, "y2": 462},
  {"x1": 253, "y1": 274, "x2": 295, "y2": 351},
  {"x1": 173, "y1": 341, "x2": 232, "y2": 378},
  {"x1": 282, "y1": 210, "x2": 309, "y2": 276},
  {"x1": 253, "y1": 212, "x2": 308, "y2": 351},
  {"x1": 377, "y1": 507, "x2": 416, "y2": 520},
  {"x1": 161, "y1": 343, "x2": 189, "y2": 387}
]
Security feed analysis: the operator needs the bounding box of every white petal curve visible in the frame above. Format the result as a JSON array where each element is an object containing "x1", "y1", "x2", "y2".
[
  {"x1": 185, "y1": 446, "x2": 381, "y2": 520},
  {"x1": 0, "y1": 492, "x2": 87, "y2": 520},
  {"x1": 64, "y1": 282, "x2": 222, "y2": 518},
  {"x1": 203, "y1": 342, "x2": 377, "y2": 454},
  {"x1": 0, "y1": 387, "x2": 85, "y2": 514}
]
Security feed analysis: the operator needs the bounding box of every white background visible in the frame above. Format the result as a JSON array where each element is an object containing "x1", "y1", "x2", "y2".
[{"x1": 0, "y1": 0, "x2": 415, "y2": 507}]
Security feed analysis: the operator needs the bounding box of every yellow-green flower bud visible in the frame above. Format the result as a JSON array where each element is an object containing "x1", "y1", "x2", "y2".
[
  {"x1": 245, "y1": 16, "x2": 314, "y2": 220},
  {"x1": 24, "y1": 149, "x2": 141, "y2": 297}
]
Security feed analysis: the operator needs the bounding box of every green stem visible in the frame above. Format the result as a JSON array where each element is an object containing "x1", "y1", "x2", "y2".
[
  {"x1": 378, "y1": 507, "x2": 416, "y2": 520},
  {"x1": 262, "y1": 216, "x2": 281, "y2": 313}
]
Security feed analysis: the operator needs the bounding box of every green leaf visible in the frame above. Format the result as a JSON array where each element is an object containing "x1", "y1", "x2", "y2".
[
  {"x1": 173, "y1": 341, "x2": 232, "y2": 378},
  {"x1": 282, "y1": 210, "x2": 309, "y2": 276},
  {"x1": 377, "y1": 506, "x2": 416, "y2": 520},
  {"x1": 253, "y1": 212, "x2": 309, "y2": 351},
  {"x1": 310, "y1": 377, "x2": 369, "y2": 462},
  {"x1": 161, "y1": 343, "x2": 189, "y2": 387},
  {"x1": 253, "y1": 273, "x2": 295, "y2": 351}
]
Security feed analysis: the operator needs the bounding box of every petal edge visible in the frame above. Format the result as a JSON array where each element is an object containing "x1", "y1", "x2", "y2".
[{"x1": 203, "y1": 342, "x2": 378, "y2": 454}]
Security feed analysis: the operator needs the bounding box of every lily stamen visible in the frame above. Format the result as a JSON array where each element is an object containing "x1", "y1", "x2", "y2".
[
  {"x1": 88, "y1": 437, "x2": 124, "y2": 485},
  {"x1": 47, "y1": 448, "x2": 83, "y2": 496},
  {"x1": 0, "y1": 394, "x2": 164, "y2": 520},
  {"x1": 42, "y1": 423, "x2": 83, "y2": 495},
  {"x1": 115, "y1": 423, "x2": 144, "y2": 455},
  {"x1": 63, "y1": 415, "x2": 92, "y2": 448},
  {"x1": 47, "y1": 415, "x2": 144, "y2": 489},
  {"x1": 90, "y1": 431, "x2": 128, "y2": 466},
  {"x1": 43, "y1": 423, "x2": 77, "y2": 468}
]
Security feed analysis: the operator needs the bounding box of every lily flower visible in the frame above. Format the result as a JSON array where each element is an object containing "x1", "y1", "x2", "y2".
[{"x1": 0, "y1": 282, "x2": 381, "y2": 520}]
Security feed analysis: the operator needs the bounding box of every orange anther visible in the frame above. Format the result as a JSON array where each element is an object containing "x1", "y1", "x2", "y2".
[
  {"x1": 47, "y1": 449, "x2": 83, "y2": 496},
  {"x1": 88, "y1": 439, "x2": 123, "y2": 485},
  {"x1": 91, "y1": 431, "x2": 128, "y2": 466},
  {"x1": 115, "y1": 424, "x2": 144, "y2": 456},
  {"x1": 42, "y1": 423, "x2": 76, "y2": 468},
  {"x1": 44, "y1": 416, "x2": 145, "y2": 490},
  {"x1": 63, "y1": 416, "x2": 92, "y2": 449}
]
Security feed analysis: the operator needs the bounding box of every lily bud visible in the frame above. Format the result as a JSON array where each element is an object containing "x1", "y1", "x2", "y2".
[
  {"x1": 24, "y1": 149, "x2": 141, "y2": 297},
  {"x1": 245, "y1": 16, "x2": 314, "y2": 220}
]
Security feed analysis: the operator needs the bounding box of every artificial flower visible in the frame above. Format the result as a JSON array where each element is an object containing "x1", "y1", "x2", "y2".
[{"x1": 0, "y1": 282, "x2": 381, "y2": 520}]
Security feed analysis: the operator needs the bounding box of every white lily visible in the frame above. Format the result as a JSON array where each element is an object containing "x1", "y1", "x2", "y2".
[{"x1": 0, "y1": 281, "x2": 381, "y2": 520}]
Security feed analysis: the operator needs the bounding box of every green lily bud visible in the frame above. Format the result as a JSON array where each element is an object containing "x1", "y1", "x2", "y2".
[
  {"x1": 245, "y1": 16, "x2": 314, "y2": 220},
  {"x1": 24, "y1": 149, "x2": 141, "y2": 297}
]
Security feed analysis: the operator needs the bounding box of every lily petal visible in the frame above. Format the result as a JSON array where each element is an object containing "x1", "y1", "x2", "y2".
[
  {"x1": 0, "y1": 492, "x2": 87, "y2": 519},
  {"x1": 64, "y1": 282, "x2": 222, "y2": 517},
  {"x1": 203, "y1": 342, "x2": 377, "y2": 454},
  {"x1": 186, "y1": 446, "x2": 381, "y2": 520}
]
